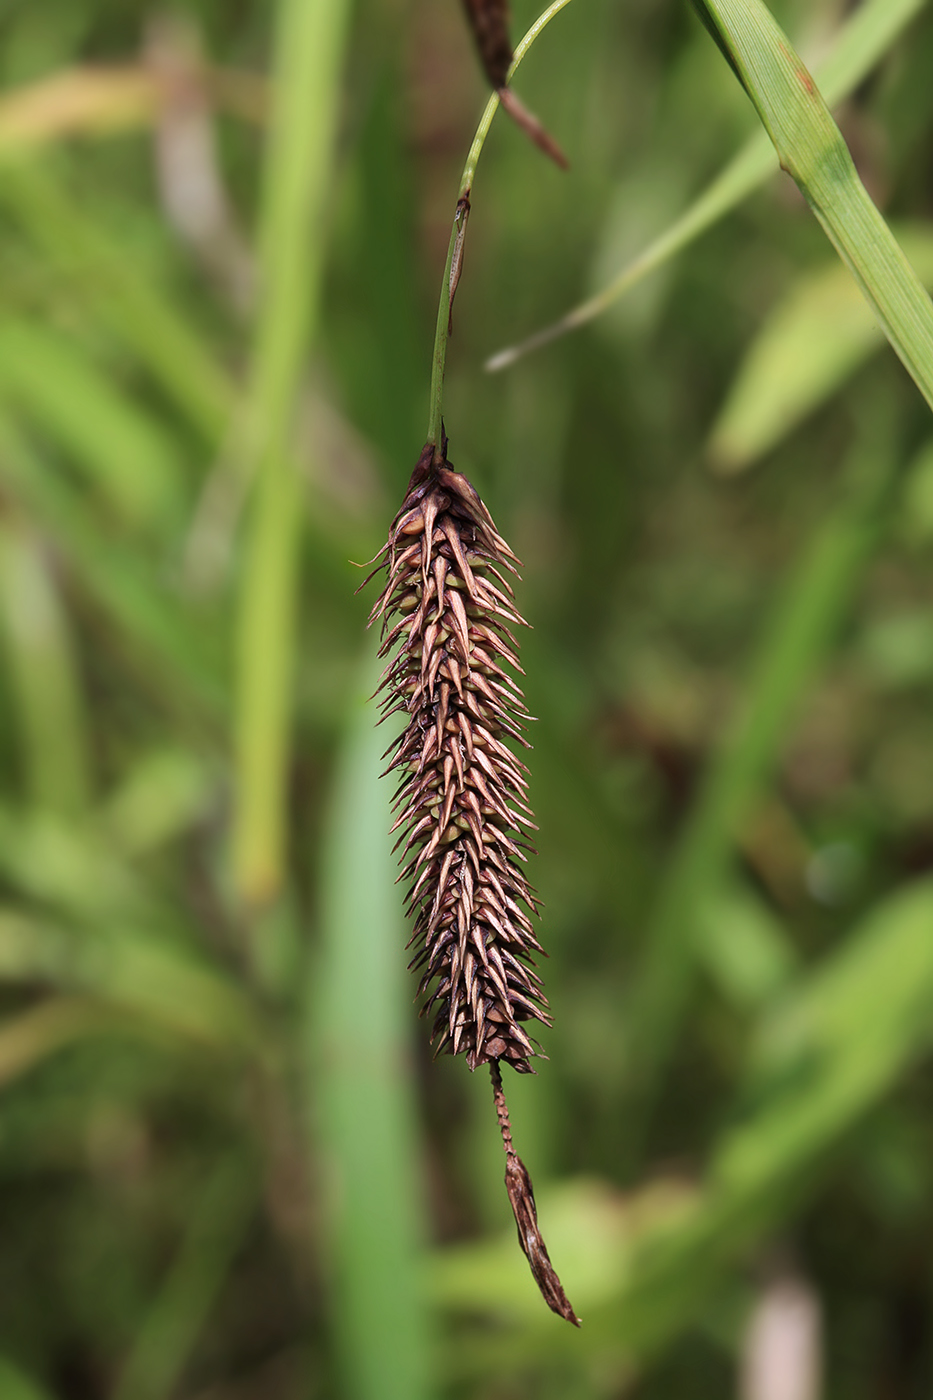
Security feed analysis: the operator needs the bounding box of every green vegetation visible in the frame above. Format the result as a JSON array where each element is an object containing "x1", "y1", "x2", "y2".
[{"x1": 0, "y1": 0, "x2": 932, "y2": 1395}]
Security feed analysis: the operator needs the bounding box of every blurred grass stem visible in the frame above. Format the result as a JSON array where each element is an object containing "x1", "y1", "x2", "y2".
[
  {"x1": 0, "y1": 158, "x2": 232, "y2": 438},
  {"x1": 114, "y1": 1156, "x2": 255, "y2": 1400},
  {"x1": 0, "y1": 522, "x2": 91, "y2": 817},
  {"x1": 232, "y1": 0, "x2": 352, "y2": 906},
  {"x1": 313, "y1": 654, "x2": 431, "y2": 1400}
]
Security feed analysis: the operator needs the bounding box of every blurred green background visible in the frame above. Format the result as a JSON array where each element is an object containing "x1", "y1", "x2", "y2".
[{"x1": 1, "y1": 0, "x2": 933, "y2": 1395}]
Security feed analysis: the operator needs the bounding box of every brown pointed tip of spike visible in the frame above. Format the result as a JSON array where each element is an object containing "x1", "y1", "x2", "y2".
[
  {"x1": 491, "y1": 1062, "x2": 580, "y2": 1326},
  {"x1": 498, "y1": 88, "x2": 569, "y2": 171}
]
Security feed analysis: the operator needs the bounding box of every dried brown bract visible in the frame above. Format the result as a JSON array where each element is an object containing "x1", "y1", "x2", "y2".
[
  {"x1": 367, "y1": 436, "x2": 578, "y2": 1324},
  {"x1": 459, "y1": 0, "x2": 569, "y2": 169},
  {"x1": 493, "y1": 1061, "x2": 580, "y2": 1325},
  {"x1": 461, "y1": 0, "x2": 513, "y2": 88}
]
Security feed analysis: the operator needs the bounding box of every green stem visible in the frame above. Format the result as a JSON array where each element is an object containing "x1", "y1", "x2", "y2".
[
  {"x1": 427, "y1": 192, "x2": 475, "y2": 448},
  {"x1": 426, "y1": 0, "x2": 576, "y2": 446},
  {"x1": 232, "y1": 0, "x2": 352, "y2": 907}
]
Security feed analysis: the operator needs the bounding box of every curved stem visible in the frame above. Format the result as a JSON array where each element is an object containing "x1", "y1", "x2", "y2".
[
  {"x1": 489, "y1": 1059, "x2": 516, "y2": 1157},
  {"x1": 426, "y1": 0, "x2": 576, "y2": 447}
]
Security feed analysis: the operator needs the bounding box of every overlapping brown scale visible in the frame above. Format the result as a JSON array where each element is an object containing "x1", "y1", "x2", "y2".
[{"x1": 368, "y1": 438, "x2": 549, "y2": 1074}]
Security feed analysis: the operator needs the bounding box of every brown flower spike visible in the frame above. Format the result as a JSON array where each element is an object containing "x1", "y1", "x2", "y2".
[{"x1": 368, "y1": 435, "x2": 578, "y2": 1326}]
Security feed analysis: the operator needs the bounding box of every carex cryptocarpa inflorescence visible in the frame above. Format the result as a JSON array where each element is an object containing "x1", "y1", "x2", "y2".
[{"x1": 367, "y1": 434, "x2": 578, "y2": 1325}]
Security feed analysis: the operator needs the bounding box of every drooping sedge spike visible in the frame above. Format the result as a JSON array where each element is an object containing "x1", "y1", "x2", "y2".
[{"x1": 367, "y1": 436, "x2": 578, "y2": 1324}]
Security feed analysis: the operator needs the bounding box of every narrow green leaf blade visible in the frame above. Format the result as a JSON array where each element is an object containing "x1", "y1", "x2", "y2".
[
  {"x1": 0, "y1": 412, "x2": 227, "y2": 719},
  {"x1": 696, "y1": 0, "x2": 933, "y2": 415},
  {"x1": 717, "y1": 876, "x2": 933, "y2": 1191},
  {"x1": 487, "y1": 0, "x2": 925, "y2": 369},
  {"x1": 624, "y1": 425, "x2": 895, "y2": 1150},
  {"x1": 429, "y1": 876, "x2": 933, "y2": 1365},
  {"x1": 114, "y1": 1156, "x2": 256, "y2": 1400},
  {"x1": 0, "y1": 158, "x2": 232, "y2": 441},
  {"x1": 312, "y1": 657, "x2": 433, "y2": 1400},
  {"x1": 710, "y1": 228, "x2": 933, "y2": 469},
  {"x1": 0, "y1": 520, "x2": 92, "y2": 816},
  {"x1": 0, "y1": 319, "x2": 184, "y2": 528}
]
